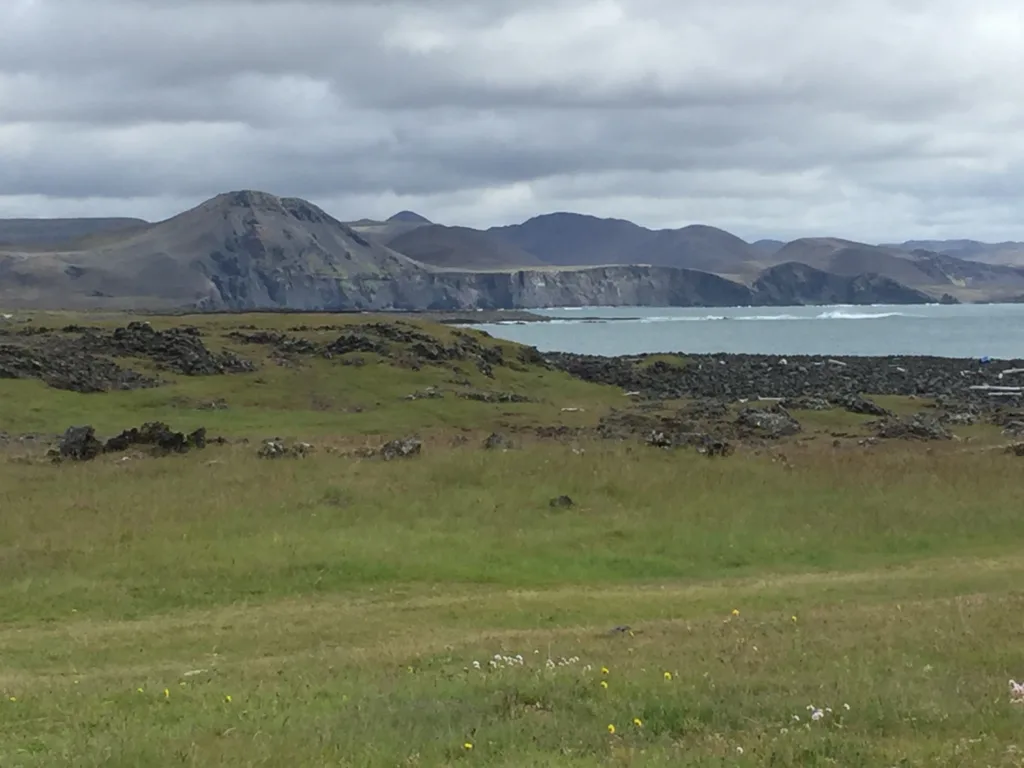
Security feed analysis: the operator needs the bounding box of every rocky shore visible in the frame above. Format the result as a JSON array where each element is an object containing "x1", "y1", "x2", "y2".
[{"x1": 546, "y1": 351, "x2": 1024, "y2": 410}]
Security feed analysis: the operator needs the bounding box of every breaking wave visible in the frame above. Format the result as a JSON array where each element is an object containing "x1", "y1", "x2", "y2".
[{"x1": 636, "y1": 310, "x2": 916, "y2": 324}]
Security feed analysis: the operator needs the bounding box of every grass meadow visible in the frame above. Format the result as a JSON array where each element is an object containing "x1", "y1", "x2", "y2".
[{"x1": 1, "y1": 312, "x2": 1023, "y2": 766}]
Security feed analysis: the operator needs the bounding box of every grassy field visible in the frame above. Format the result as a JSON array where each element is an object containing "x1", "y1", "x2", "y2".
[{"x1": 2, "y1": 312, "x2": 1024, "y2": 766}]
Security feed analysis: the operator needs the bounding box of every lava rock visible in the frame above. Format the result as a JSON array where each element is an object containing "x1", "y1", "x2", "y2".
[
  {"x1": 873, "y1": 414, "x2": 952, "y2": 441},
  {"x1": 379, "y1": 437, "x2": 422, "y2": 460},
  {"x1": 735, "y1": 405, "x2": 802, "y2": 438}
]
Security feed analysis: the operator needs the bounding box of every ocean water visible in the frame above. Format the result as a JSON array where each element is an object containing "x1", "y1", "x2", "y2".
[{"x1": 471, "y1": 304, "x2": 1024, "y2": 358}]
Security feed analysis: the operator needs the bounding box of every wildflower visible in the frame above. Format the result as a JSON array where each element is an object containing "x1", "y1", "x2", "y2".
[
  {"x1": 601, "y1": 666, "x2": 609, "y2": 675},
  {"x1": 163, "y1": 688, "x2": 170, "y2": 699},
  {"x1": 136, "y1": 688, "x2": 144, "y2": 694},
  {"x1": 472, "y1": 661, "x2": 481, "y2": 670},
  {"x1": 463, "y1": 742, "x2": 473, "y2": 751},
  {"x1": 8, "y1": 697, "x2": 15, "y2": 702},
  {"x1": 225, "y1": 695, "x2": 232, "y2": 703},
  {"x1": 663, "y1": 671, "x2": 672, "y2": 681},
  {"x1": 843, "y1": 703, "x2": 850, "y2": 711},
  {"x1": 737, "y1": 747, "x2": 744, "y2": 755},
  {"x1": 607, "y1": 724, "x2": 616, "y2": 734},
  {"x1": 633, "y1": 717, "x2": 643, "y2": 727},
  {"x1": 791, "y1": 615, "x2": 798, "y2": 622},
  {"x1": 600, "y1": 681, "x2": 609, "y2": 689},
  {"x1": 811, "y1": 709, "x2": 824, "y2": 722},
  {"x1": 731, "y1": 609, "x2": 740, "y2": 616}
]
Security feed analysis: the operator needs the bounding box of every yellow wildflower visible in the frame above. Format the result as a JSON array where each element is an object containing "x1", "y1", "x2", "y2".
[
  {"x1": 163, "y1": 688, "x2": 170, "y2": 699},
  {"x1": 633, "y1": 717, "x2": 643, "y2": 727},
  {"x1": 600, "y1": 680, "x2": 609, "y2": 689},
  {"x1": 600, "y1": 666, "x2": 609, "y2": 675},
  {"x1": 607, "y1": 724, "x2": 616, "y2": 734},
  {"x1": 463, "y1": 742, "x2": 473, "y2": 751},
  {"x1": 225, "y1": 695, "x2": 232, "y2": 703},
  {"x1": 792, "y1": 615, "x2": 798, "y2": 622},
  {"x1": 663, "y1": 671, "x2": 673, "y2": 681},
  {"x1": 731, "y1": 609, "x2": 740, "y2": 616}
]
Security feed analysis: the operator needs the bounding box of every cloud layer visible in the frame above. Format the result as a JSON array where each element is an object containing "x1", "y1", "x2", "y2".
[{"x1": 2, "y1": 0, "x2": 1023, "y2": 241}]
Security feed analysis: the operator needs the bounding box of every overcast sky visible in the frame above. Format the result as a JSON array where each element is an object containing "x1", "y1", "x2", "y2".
[{"x1": 1, "y1": 0, "x2": 1023, "y2": 242}]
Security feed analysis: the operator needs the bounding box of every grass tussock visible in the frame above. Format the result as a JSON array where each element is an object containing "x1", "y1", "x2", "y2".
[{"x1": 1, "y1": 311, "x2": 1023, "y2": 766}]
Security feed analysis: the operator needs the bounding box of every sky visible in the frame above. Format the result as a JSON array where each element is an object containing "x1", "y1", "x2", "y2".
[{"x1": 1, "y1": 0, "x2": 1023, "y2": 242}]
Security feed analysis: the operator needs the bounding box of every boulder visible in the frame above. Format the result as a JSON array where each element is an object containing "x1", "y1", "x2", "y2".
[
  {"x1": 735, "y1": 405, "x2": 801, "y2": 438},
  {"x1": 379, "y1": 437, "x2": 422, "y2": 460},
  {"x1": 873, "y1": 414, "x2": 952, "y2": 441},
  {"x1": 55, "y1": 425, "x2": 104, "y2": 461}
]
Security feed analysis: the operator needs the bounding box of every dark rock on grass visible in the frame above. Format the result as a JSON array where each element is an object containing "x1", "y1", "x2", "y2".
[
  {"x1": 646, "y1": 429, "x2": 734, "y2": 457},
  {"x1": 872, "y1": 414, "x2": 952, "y2": 441},
  {"x1": 78, "y1": 322, "x2": 255, "y2": 376},
  {"x1": 549, "y1": 495, "x2": 574, "y2": 509},
  {"x1": 483, "y1": 432, "x2": 516, "y2": 450},
  {"x1": 52, "y1": 422, "x2": 211, "y2": 461},
  {"x1": 1, "y1": 342, "x2": 159, "y2": 393},
  {"x1": 404, "y1": 386, "x2": 443, "y2": 401},
  {"x1": 104, "y1": 422, "x2": 207, "y2": 455},
  {"x1": 839, "y1": 395, "x2": 892, "y2": 417},
  {"x1": 459, "y1": 391, "x2": 534, "y2": 404},
  {"x1": 257, "y1": 438, "x2": 313, "y2": 459},
  {"x1": 1004, "y1": 442, "x2": 1024, "y2": 456},
  {"x1": 55, "y1": 425, "x2": 104, "y2": 461},
  {"x1": 379, "y1": 437, "x2": 422, "y2": 460},
  {"x1": 735, "y1": 405, "x2": 801, "y2": 438}
]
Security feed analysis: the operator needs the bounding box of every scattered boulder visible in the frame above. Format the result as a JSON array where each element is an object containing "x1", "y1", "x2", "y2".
[
  {"x1": 873, "y1": 414, "x2": 952, "y2": 441},
  {"x1": 257, "y1": 438, "x2": 313, "y2": 458},
  {"x1": 735, "y1": 405, "x2": 801, "y2": 438},
  {"x1": 1004, "y1": 443, "x2": 1024, "y2": 457},
  {"x1": 549, "y1": 495, "x2": 574, "y2": 509},
  {"x1": 404, "y1": 387, "x2": 443, "y2": 401},
  {"x1": 458, "y1": 391, "x2": 534, "y2": 403},
  {"x1": 51, "y1": 422, "x2": 212, "y2": 462},
  {"x1": 483, "y1": 432, "x2": 516, "y2": 450},
  {"x1": 379, "y1": 437, "x2": 422, "y2": 460},
  {"x1": 55, "y1": 425, "x2": 104, "y2": 461},
  {"x1": 104, "y1": 422, "x2": 206, "y2": 454}
]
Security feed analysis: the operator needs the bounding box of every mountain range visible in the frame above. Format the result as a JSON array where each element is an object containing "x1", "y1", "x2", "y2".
[{"x1": 2, "y1": 190, "x2": 1023, "y2": 312}]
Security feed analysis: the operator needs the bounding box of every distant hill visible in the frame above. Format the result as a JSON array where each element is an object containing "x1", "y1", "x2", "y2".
[
  {"x1": 0, "y1": 191, "x2": 424, "y2": 310},
  {"x1": 488, "y1": 212, "x2": 652, "y2": 266},
  {"x1": 889, "y1": 239, "x2": 1024, "y2": 267},
  {"x1": 387, "y1": 211, "x2": 432, "y2": 224},
  {"x1": 385, "y1": 224, "x2": 546, "y2": 269},
  {"x1": 0, "y1": 217, "x2": 148, "y2": 247},
  {"x1": 4, "y1": 190, "x2": 1022, "y2": 310},
  {"x1": 750, "y1": 239, "x2": 785, "y2": 259},
  {"x1": 752, "y1": 262, "x2": 933, "y2": 305},
  {"x1": 766, "y1": 238, "x2": 1024, "y2": 299}
]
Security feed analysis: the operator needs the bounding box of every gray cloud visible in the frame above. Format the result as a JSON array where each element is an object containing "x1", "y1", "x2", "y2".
[{"x1": 2, "y1": 0, "x2": 1023, "y2": 242}]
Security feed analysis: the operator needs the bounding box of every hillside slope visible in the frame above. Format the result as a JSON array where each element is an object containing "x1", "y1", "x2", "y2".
[{"x1": 0, "y1": 191, "x2": 426, "y2": 310}]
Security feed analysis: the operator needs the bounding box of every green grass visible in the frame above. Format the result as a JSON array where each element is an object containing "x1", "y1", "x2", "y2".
[{"x1": 2, "y1": 312, "x2": 1023, "y2": 766}]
